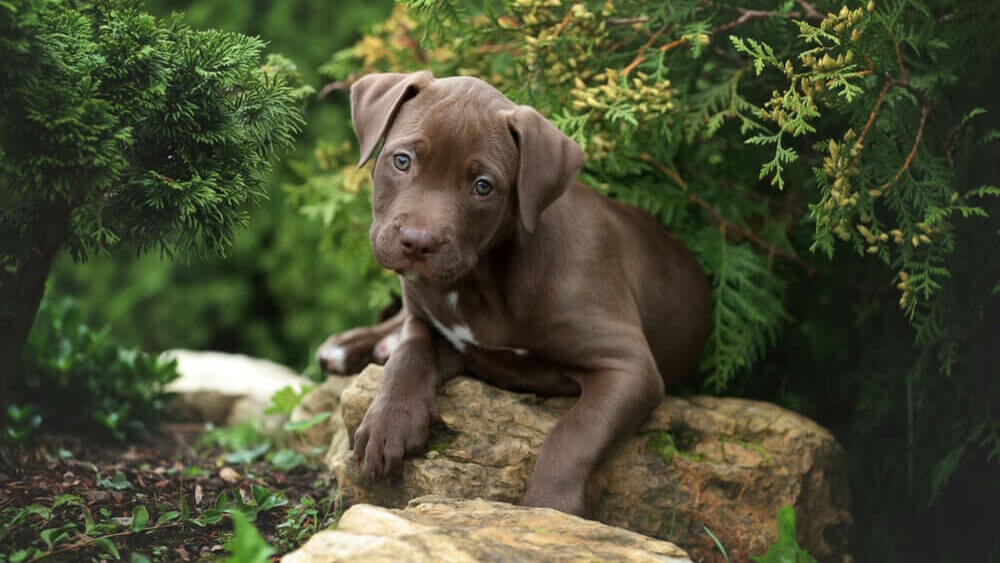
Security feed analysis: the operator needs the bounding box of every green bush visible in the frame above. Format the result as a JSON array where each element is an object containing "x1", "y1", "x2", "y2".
[
  {"x1": 0, "y1": 0, "x2": 304, "y2": 388},
  {"x1": 8, "y1": 298, "x2": 179, "y2": 442},
  {"x1": 43, "y1": 0, "x2": 396, "y2": 370}
]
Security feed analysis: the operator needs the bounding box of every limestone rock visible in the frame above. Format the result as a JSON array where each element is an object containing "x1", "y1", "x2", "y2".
[
  {"x1": 289, "y1": 374, "x2": 355, "y2": 456},
  {"x1": 282, "y1": 496, "x2": 691, "y2": 562},
  {"x1": 330, "y1": 365, "x2": 852, "y2": 562},
  {"x1": 163, "y1": 349, "x2": 311, "y2": 428}
]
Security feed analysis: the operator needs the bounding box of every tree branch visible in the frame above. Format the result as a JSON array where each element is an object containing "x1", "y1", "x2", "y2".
[
  {"x1": 857, "y1": 76, "x2": 892, "y2": 146},
  {"x1": 879, "y1": 104, "x2": 930, "y2": 190},
  {"x1": 658, "y1": 8, "x2": 806, "y2": 55},
  {"x1": 551, "y1": 3, "x2": 578, "y2": 38},
  {"x1": 622, "y1": 25, "x2": 668, "y2": 76},
  {"x1": 794, "y1": 0, "x2": 825, "y2": 21}
]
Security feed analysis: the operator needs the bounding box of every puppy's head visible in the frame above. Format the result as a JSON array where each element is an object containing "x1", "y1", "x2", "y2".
[{"x1": 350, "y1": 71, "x2": 584, "y2": 285}]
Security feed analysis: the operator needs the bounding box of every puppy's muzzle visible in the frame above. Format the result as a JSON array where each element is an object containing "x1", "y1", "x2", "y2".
[{"x1": 399, "y1": 227, "x2": 442, "y2": 259}]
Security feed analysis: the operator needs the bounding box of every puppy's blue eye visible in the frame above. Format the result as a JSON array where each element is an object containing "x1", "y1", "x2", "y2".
[
  {"x1": 473, "y1": 179, "x2": 493, "y2": 196},
  {"x1": 393, "y1": 154, "x2": 410, "y2": 171}
]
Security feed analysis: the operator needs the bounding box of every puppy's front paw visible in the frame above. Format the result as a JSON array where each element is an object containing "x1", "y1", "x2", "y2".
[
  {"x1": 523, "y1": 479, "x2": 587, "y2": 517},
  {"x1": 352, "y1": 398, "x2": 430, "y2": 479}
]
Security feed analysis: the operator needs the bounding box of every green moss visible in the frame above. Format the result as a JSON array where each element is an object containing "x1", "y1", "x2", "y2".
[{"x1": 646, "y1": 427, "x2": 710, "y2": 465}]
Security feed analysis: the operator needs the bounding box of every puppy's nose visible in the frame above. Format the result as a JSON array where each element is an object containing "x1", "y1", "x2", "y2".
[{"x1": 399, "y1": 228, "x2": 441, "y2": 257}]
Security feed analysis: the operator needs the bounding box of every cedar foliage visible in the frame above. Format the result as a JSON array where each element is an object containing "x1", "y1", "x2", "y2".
[
  {"x1": 299, "y1": 0, "x2": 1000, "y2": 559},
  {"x1": 0, "y1": 0, "x2": 304, "y2": 386}
]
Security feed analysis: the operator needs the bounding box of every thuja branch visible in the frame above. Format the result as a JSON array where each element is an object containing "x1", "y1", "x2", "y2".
[
  {"x1": 858, "y1": 76, "x2": 892, "y2": 146},
  {"x1": 622, "y1": 25, "x2": 668, "y2": 76},
  {"x1": 794, "y1": 0, "x2": 825, "y2": 21},
  {"x1": 639, "y1": 153, "x2": 816, "y2": 273},
  {"x1": 879, "y1": 104, "x2": 930, "y2": 190},
  {"x1": 658, "y1": 8, "x2": 811, "y2": 55},
  {"x1": 854, "y1": 26, "x2": 932, "y2": 190}
]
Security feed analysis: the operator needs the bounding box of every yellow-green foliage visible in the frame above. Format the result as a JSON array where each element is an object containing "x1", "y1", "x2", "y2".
[{"x1": 311, "y1": 0, "x2": 996, "y2": 388}]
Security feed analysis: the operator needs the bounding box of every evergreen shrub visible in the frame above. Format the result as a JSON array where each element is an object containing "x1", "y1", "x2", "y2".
[{"x1": 0, "y1": 0, "x2": 305, "y2": 386}]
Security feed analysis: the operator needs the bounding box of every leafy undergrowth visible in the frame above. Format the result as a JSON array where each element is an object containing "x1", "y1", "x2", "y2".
[{"x1": 0, "y1": 425, "x2": 338, "y2": 562}]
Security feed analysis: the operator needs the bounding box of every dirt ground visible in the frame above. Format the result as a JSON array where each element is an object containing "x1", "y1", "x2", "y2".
[{"x1": 0, "y1": 424, "x2": 336, "y2": 561}]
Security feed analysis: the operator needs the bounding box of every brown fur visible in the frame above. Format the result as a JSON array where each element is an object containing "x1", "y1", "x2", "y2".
[{"x1": 317, "y1": 72, "x2": 709, "y2": 516}]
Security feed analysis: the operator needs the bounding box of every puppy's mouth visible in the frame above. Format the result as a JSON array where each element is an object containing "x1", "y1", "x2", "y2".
[
  {"x1": 393, "y1": 260, "x2": 469, "y2": 286},
  {"x1": 373, "y1": 251, "x2": 471, "y2": 286}
]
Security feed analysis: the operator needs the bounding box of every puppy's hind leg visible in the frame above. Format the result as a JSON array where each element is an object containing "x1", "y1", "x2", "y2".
[{"x1": 316, "y1": 307, "x2": 406, "y2": 375}]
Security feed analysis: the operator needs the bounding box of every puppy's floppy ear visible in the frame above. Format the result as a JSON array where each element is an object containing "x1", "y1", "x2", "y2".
[
  {"x1": 506, "y1": 105, "x2": 585, "y2": 233},
  {"x1": 350, "y1": 71, "x2": 434, "y2": 167}
]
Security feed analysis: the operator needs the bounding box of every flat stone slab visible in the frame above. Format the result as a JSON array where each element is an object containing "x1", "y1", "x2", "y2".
[
  {"x1": 163, "y1": 349, "x2": 313, "y2": 427},
  {"x1": 282, "y1": 496, "x2": 691, "y2": 562},
  {"x1": 329, "y1": 365, "x2": 852, "y2": 561}
]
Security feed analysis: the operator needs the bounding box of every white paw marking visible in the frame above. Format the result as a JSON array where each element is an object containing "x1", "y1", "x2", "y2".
[
  {"x1": 376, "y1": 332, "x2": 400, "y2": 358},
  {"x1": 321, "y1": 345, "x2": 347, "y2": 372}
]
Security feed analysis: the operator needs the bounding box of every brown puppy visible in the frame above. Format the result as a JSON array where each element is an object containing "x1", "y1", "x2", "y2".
[{"x1": 324, "y1": 71, "x2": 709, "y2": 516}]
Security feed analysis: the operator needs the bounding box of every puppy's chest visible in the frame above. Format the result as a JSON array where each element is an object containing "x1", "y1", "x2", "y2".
[{"x1": 419, "y1": 291, "x2": 528, "y2": 357}]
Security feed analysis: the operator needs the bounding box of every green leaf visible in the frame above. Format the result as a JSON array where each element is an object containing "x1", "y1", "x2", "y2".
[
  {"x1": 197, "y1": 509, "x2": 225, "y2": 525},
  {"x1": 251, "y1": 485, "x2": 289, "y2": 512},
  {"x1": 283, "y1": 412, "x2": 331, "y2": 433},
  {"x1": 131, "y1": 505, "x2": 149, "y2": 532},
  {"x1": 269, "y1": 448, "x2": 305, "y2": 471},
  {"x1": 703, "y1": 525, "x2": 729, "y2": 561},
  {"x1": 224, "y1": 444, "x2": 271, "y2": 465},
  {"x1": 264, "y1": 385, "x2": 312, "y2": 416},
  {"x1": 12, "y1": 504, "x2": 53, "y2": 525},
  {"x1": 8, "y1": 548, "x2": 44, "y2": 563},
  {"x1": 751, "y1": 506, "x2": 817, "y2": 563},
  {"x1": 98, "y1": 472, "x2": 133, "y2": 491},
  {"x1": 39, "y1": 524, "x2": 75, "y2": 550},
  {"x1": 52, "y1": 494, "x2": 82, "y2": 507},
  {"x1": 224, "y1": 511, "x2": 276, "y2": 563},
  {"x1": 95, "y1": 537, "x2": 121, "y2": 560},
  {"x1": 156, "y1": 510, "x2": 181, "y2": 525}
]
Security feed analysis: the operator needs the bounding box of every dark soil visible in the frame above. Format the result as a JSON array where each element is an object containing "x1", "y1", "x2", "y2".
[{"x1": 0, "y1": 425, "x2": 335, "y2": 561}]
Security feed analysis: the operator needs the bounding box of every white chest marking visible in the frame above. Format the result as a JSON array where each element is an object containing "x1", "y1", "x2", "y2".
[
  {"x1": 428, "y1": 316, "x2": 476, "y2": 352},
  {"x1": 445, "y1": 291, "x2": 459, "y2": 311},
  {"x1": 427, "y1": 313, "x2": 528, "y2": 356}
]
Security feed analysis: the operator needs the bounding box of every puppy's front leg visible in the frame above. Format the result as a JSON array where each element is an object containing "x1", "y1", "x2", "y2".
[
  {"x1": 523, "y1": 353, "x2": 664, "y2": 516},
  {"x1": 353, "y1": 315, "x2": 461, "y2": 479}
]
